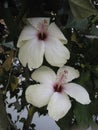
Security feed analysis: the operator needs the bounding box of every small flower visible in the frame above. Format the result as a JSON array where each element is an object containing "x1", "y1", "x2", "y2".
[
  {"x1": 25, "y1": 66, "x2": 91, "y2": 121},
  {"x1": 17, "y1": 18, "x2": 70, "y2": 69}
]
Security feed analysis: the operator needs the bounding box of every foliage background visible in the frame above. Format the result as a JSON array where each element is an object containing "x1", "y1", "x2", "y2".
[{"x1": 0, "y1": 0, "x2": 98, "y2": 130}]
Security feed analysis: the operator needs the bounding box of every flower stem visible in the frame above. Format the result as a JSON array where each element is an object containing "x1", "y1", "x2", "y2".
[{"x1": 23, "y1": 105, "x2": 36, "y2": 130}]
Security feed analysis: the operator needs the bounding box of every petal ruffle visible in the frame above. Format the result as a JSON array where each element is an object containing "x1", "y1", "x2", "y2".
[
  {"x1": 45, "y1": 37, "x2": 70, "y2": 67},
  {"x1": 47, "y1": 92, "x2": 71, "y2": 121},
  {"x1": 27, "y1": 18, "x2": 50, "y2": 30},
  {"x1": 64, "y1": 83, "x2": 91, "y2": 105},
  {"x1": 18, "y1": 39, "x2": 45, "y2": 69},
  {"x1": 48, "y1": 22, "x2": 67, "y2": 44},
  {"x1": 31, "y1": 66, "x2": 56, "y2": 84},
  {"x1": 57, "y1": 66, "x2": 80, "y2": 83},
  {"x1": 17, "y1": 25, "x2": 37, "y2": 48},
  {"x1": 25, "y1": 84, "x2": 53, "y2": 108}
]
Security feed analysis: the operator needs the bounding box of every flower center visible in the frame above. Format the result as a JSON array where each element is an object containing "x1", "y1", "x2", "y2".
[
  {"x1": 37, "y1": 19, "x2": 48, "y2": 41},
  {"x1": 53, "y1": 83, "x2": 63, "y2": 93},
  {"x1": 53, "y1": 70, "x2": 68, "y2": 93},
  {"x1": 38, "y1": 32, "x2": 47, "y2": 40}
]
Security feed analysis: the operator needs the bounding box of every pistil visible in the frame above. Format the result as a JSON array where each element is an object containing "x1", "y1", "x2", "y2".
[
  {"x1": 38, "y1": 32, "x2": 47, "y2": 40},
  {"x1": 57, "y1": 70, "x2": 68, "y2": 89},
  {"x1": 53, "y1": 70, "x2": 68, "y2": 93}
]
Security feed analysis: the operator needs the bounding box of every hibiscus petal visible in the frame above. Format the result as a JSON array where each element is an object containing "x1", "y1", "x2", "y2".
[
  {"x1": 32, "y1": 66, "x2": 56, "y2": 84},
  {"x1": 45, "y1": 37, "x2": 70, "y2": 67},
  {"x1": 47, "y1": 92, "x2": 71, "y2": 121},
  {"x1": 64, "y1": 83, "x2": 91, "y2": 104},
  {"x1": 48, "y1": 22, "x2": 67, "y2": 44},
  {"x1": 27, "y1": 18, "x2": 50, "y2": 30},
  {"x1": 57, "y1": 66, "x2": 80, "y2": 83},
  {"x1": 25, "y1": 84, "x2": 53, "y2": 108},
  {"x1": 18, "y1": 39, "x2": 45, "y2": 69},
  {"x1": 17, "y1": 25, "x2": 37, "y2": 48}
]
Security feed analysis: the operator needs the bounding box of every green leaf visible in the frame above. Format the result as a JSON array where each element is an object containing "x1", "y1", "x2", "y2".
[
  {"x1": 1, "y1": 41, "x2": 15, "y2": 49},
  {"x1": 91, "y1": 15, "x2": 98, "y2": 24},
  {"x1": 2, "y1": 50, "x2": 14, "y2": 71},
  {"x1": 66, "y1": 14, "x2": 88, "y2": 31},
  {"x1": 57, "y1": 109, "x2": 73, "y2": 130},
  {"x1": 69, "y1": 0, "x2": 98, "y2": 19},
  {"x1": 76, "y1": 70, "x2": 92, "y2": 90},
  {"x1": 75, "y1": 70, "x2": 95, "y2": 99},
  {"x1": 0, "y1": 93, "x2": 10, "y2": 130},
  {"x1": 74, "y1": 103, "x2": 92, "y2": 127},
  {"x1": 91, "y1": 123, "x2": 98, "y2": 130},
  {"x1": 10, "y1": 76, "x2": 18, "y2": 91},
  {"x1": 19, "y1": 118, "x2": 26, "y2": 123},
  {"x1": 30, "y1": 123, "x2": 36, "y2": 130},
  {"x1": 89, "y1": 99, "x2": 98, "y2": 115},
  {"x1": 91, "y1": 65, "x2": 98, "y2": 77},
  {"x1": 2, "y1": 2, "x2": 18, "y2": 41},
  {"x1": 85, "y1": 40, "x2": 98, "y2": 65},
  {"x1": 91, "y1": 24, "x2": 98, "y2": 35},
  {"x1": 94, "y1": 78, "x2": 98, "y2": 88}
]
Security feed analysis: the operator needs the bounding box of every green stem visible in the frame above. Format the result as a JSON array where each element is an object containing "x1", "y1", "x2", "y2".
[{"x1": 23, "y1": 105, "x2": 36, "y2": 130}]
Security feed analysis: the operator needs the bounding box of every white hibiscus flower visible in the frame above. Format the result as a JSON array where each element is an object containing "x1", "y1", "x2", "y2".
[
  {"x1": 17, "y1": 18, "x2": 70, "y2": 69},
  {"x1": 25, "y1": 66, "x2": 91, "y2": 121}
]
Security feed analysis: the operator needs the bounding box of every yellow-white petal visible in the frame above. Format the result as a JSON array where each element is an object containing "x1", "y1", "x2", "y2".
[
  {"x1": 64, "y1": 83, "x2": 91, "y2": 105},
  {"x1": 31, "y1": 66, "x2": 56, "y2": 84},
  {"x1": 57, "y1": 66, "x2": 80, "y2": 83},
  {"x1": 48, "y1": 22, "x2": 67, "y2": 44},
  {"x1": 17, "y1": 25, "x2": 37, "y2": 48},
  {"x1": 47, "y1": 92, "x2": 71, "y2": 121},
  {"x1": 18, "y1": 39, "x2": 45, "y2": 69},
  {"x1": 25, "y1": 84, "x2": 53, "y2": 108},
  {"x1": 27, "y1": 17, "x2": 50, "y2": 30},
  {"x1": 45, "y1": 37, "x2": 70, "y2": 67}
]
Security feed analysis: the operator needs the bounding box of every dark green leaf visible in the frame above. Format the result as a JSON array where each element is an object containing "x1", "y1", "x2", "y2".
[
  {"x1": 69, "y1": 0, "x2": 98, "y2": 19},
  {"x1": 1, "y1": 41, "x2": 15, "y2": 49},
  {"x1": 2, "y1": 2, "x2": 18, "y2": 41},
  {"x1": 0, "y1": 93, "x2": 10, "y2": 130},
  {"x1": 94, "y1": 78, "x2": 98, "y2": 88},
  {"x1": 74, "y1": 103, "x2": 92, "y2": 127},
  {"x1": 91, "y1": 65, "x2": 98, "y2": 77},
  {"x1": 66, "y1": 14, "x2": 88, "y2": 31},
  {"x1": 76, "y1": 70, "x2": 95, "y2": 100},
  {"x1": 57, "y1": 109, "x2": 73, "y2": 130},
  {"x1": 91, "y1": 122, "x2": 98, "y2": 130},
  {"x1": 89, "y1": 99, "x2": 98, "y2": 115},
  {"x1": 30, "y1": 123, "x2": 36, "y2": 130},
  {"x1": 85, "y1": 40, "x2": 98, "y2": 65},
  {"x1": 76, "y1": 70, "x2": 92, "y2": 90},
  {"x1": 91, "y1": 24, "x2": 98, "y2": 35},
  {"x1": 19, "y1": 118, "x2": 26, "y2": 123},
  {"x1": 10, "y1": 76, "x2": 18, "y2": 91}
]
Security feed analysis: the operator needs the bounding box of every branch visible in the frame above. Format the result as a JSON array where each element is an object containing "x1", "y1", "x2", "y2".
[{"x1": 0, "y1": 91, "x2": 18, "y2": 130}]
